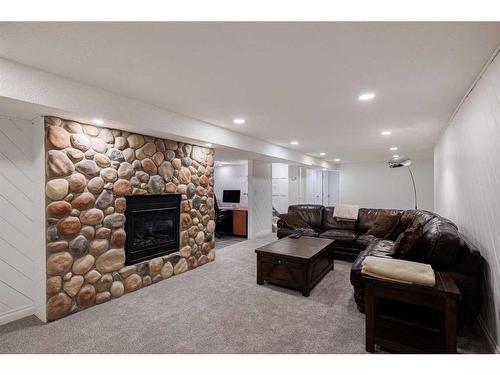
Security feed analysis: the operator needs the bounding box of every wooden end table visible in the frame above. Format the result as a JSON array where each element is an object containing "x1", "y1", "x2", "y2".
[
  {"x1": 255, "y1": 236, "x2": 334, "y2": 296},
  {"x1": 364, "y1": 272, "x2": 461, "y2": 353}
]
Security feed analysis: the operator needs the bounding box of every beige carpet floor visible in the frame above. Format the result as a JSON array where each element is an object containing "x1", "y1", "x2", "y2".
[{"x1": 0, "y1": 234, "x2": 491, "y2": 353}]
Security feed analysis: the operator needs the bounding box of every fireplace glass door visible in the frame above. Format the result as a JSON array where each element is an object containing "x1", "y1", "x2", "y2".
[{"x1": 125, "y1": 194, "x2": 180, "y2": 265}]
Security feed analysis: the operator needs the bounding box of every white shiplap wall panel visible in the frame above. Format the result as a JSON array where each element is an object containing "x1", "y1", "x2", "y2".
[
  {"x1": 0, "y1": 126, "x2": 34, "y2": 178},
  {"x1": 0, "y1": 300, "x2": 11, "y2": 314},
  {"x1": 0, "y1": 195, "x2": 34, "y2": 234},
  {"x1": 0, "y1": 282, "x2": 32, "y2": 309},
  {"x1": 248, "y1": 160, "x2": 272, "y2": 239},
  {"x1": 434, "y1": 49, "x2": 500, "y2": 353},
  {"x1": 0, "y1": 115, "x2": 41, "y2": 325},
  {"x1": 0, "y1": 237, "x2": 34, "y2": 278},
  {"x1": 0, "y1": 150, "x2": 35, "y2": 198},
  {"x1": 0, "y1": 216, "x2": 33, "y2": 259},
  {"x1": 0, "y1": 259, "x2": 34, "y2": 301},
  {"x1": 0, "y1": 173, "x2": 35, "y2": 219}
]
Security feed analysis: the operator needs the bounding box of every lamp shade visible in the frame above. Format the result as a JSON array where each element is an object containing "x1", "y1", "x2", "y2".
[{"x1": 388, "y1": 157, "x2": 412, "y2": 168}]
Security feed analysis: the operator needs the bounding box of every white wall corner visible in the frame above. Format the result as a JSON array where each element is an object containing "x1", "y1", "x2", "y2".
[{"x1": 247, "y1": 160, "x2": 273, "y2": 240}]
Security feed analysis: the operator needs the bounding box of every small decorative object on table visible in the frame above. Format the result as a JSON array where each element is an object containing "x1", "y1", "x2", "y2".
[{"x1": 363, "y1": 258, "x2": 461, "y2": 353}]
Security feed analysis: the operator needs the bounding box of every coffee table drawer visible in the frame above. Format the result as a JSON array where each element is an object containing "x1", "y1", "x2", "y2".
[{"x1": 258, "y1": 255, "x2": 304, "y2": 290}]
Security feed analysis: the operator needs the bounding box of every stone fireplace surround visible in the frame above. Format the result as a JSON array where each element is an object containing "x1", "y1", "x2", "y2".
[{"x1": 44, "y1": 117, "x2": 215, "y2": 321}]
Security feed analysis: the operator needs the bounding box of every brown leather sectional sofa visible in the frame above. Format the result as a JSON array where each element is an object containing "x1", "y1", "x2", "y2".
[{"x1": 276, "y1": 205, "x2": 483, "y2": 321}]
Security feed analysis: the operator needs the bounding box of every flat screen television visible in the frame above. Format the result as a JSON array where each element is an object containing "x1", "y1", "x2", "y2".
[{"x1": 222, "y1": 190, "x2": 241, "y2": 204}]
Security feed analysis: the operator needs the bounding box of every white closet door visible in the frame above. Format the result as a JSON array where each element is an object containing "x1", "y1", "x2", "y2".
[
  {"x1": 328, "y1": 171, "x2": 340, "y2": 206},
  {"x1": 322, "y1": 171, "x2": 329, "y2": 206},
  {"x1": 305, "y1": 168, "x2": 315, "y2": 204},
  {"x1": 313, "y1": 170, "x2": 323, "y2": 204}
]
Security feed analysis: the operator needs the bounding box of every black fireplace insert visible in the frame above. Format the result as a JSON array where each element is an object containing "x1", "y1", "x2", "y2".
[{"x1": 124, "y1": 194, "x2": 181, "y2": 265}]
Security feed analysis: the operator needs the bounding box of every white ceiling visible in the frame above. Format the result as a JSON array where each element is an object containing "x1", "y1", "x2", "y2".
[{"x1": 1, "y1": 22, "x2": 499, "y2": 163}]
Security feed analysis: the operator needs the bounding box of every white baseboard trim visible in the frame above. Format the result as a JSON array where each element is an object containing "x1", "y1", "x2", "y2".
[
  {"x1": 0, "y1": 304, "x2": 34, "y2": 326},
  {"x1": 476, "y1": 315, "x2": 500, "y2": 354}
]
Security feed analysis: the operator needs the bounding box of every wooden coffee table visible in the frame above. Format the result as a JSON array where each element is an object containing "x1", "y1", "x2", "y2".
[{"x1": 255, "y1": 236, "x2": 334, "y2": 296}]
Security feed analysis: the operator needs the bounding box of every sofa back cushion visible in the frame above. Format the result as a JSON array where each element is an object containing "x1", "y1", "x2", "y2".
[
  {"x1": 323, "y1": 206, "x2": 356, "y2": 231},
  {"x1": 387, "y1": 210, "x2": 416, "y2": 240},
  {"x1": 416, "y1": 217, "x2": 468, "y2": 270},
  {"x1": 288, "y1": 204, "x2": 324, "y2": 229},
  {"x1": 278, "y1": 212, "x2": 310, "y2": 229},
  {"x1": 355, "y1": 208, "x2": 404, "y2": 234},
  {"x1": 367, "y1": 211, "x2": 401, "y2": 238},
  {"x1": 392, "y1": 220, "x2": 424, "y2": 260}
]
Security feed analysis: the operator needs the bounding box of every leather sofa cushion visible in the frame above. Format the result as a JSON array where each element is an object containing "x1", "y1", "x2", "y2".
[
  {"x1": 278, "y1": 212, "x2": 309, "y2": 229},
  {"x1": 411, "y1": 209, "x2": 437, "y2": 227},
  {"x1": 323, "y1": 206, "x2": 356, "y2": 231},
  {"x1": 454, "y1": 249, "x2": 482, "y2": 274},
  {"x1": 416, "y1": 218, "x2": 468, "y2": 269},
  {"x1": 350, "y1": 239, "x2": 395, "y2": 287},
  {"x1": 367, "y1": 211, "x2": 401, "y2": 238},
  {"x1": 356, "y1": 234, "x2": 378, "y2": 250},
  {"x1": 367, "y1": 239, "x2": 395, "y2": 256},
  {"x1": 387, "y1": 210, "x2": 416, "y2": 240},
  {"x1": 393, "y1": 220, "x2": 423, "y2": 260},
  {"x1": 294, "y1": 227, "x2": 321, "y2": 237},
  {"x1": 350, "y1": 249, "x2": 368, "y2": 287},
  {"x1": 277, "y1": 227, "x2": 320, "y2": 239},
  {"x1": 319, "y1": 229, "x2": 358, "y2": 247},
  {"x1": 424, "y1": 210, "x2": 458, "y2": 229},
  {"x1": 277, "y1": 227, "x2": 295, "y2": 239},
  {"x1": 355, "y1": 208, "x2": 403, "y2": 234},
  {"x1": 288, "y1": 204, "x2": 323, "y2": 230}
]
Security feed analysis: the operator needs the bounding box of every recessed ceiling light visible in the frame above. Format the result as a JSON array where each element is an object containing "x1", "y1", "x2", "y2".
[
  {"x1": 393, "y1": 154, "x2": 400, "y2": 159},
  {"x1": 290, "y1": 141, "x2": 299, "y2": 145},
  {"x1": 334, "y1": 158, "x2": 341, "y2": 162},
  {"x1": 205, "y1": 143, "x2": 213, "y2": 147},
  {"x1": 92, "y1": 119, "x2": 104, "y2": 125},
  {"x1": 319, "y1": 152, "x2": 326, "y2": 156},
  {"x1": 233, "y1": 118, "x2": 245, "y2": 124},
  {"x1": 359, "y1": 92, "x2": 375, "y2": 101},
  {"x1": 381, "y1": 131, "x2": 392, "y2": 136},
  {"x1": 390, "y1": 147, "x2": 398, "y2": 151}
]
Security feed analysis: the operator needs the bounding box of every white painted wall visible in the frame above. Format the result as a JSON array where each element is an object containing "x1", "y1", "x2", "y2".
[
  {"x1": 248, "y1": 160, "x2": 272, "y2": 239},
  {"x1": 271, "y1": 163, "x2": 288, "y2": 214},
  {"x1": 0, "y1": 115, "x2": 46, "y2": 325},
  {"x1": 339, "y1": 159, "x2": 434, "y2": 211},
  {"x1": 434, "y1": 49, "x2": 500, "y2": 352},
  {"x1": 214, "y1": 164, "x2": 248, "y2": 208}
]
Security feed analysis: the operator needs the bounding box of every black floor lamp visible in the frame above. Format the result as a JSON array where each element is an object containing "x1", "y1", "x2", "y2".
[{"x1": 388, "y1": 157, "x2": 418, "y2": 210}]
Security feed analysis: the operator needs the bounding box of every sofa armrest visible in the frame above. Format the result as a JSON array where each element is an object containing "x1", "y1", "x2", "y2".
[{"x1": 277, "y1": 219, "x2": 293, "y2": 230}]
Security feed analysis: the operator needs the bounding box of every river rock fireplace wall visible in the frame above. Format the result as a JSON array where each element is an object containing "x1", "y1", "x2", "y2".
[{"x1": 44, "y1": 117, "x2": 215, "y2": 321}]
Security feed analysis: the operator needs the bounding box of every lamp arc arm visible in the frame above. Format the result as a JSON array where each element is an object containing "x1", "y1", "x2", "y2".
[{"x1": 407, "y1": 166, "x2": 417, "y2": 210}]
